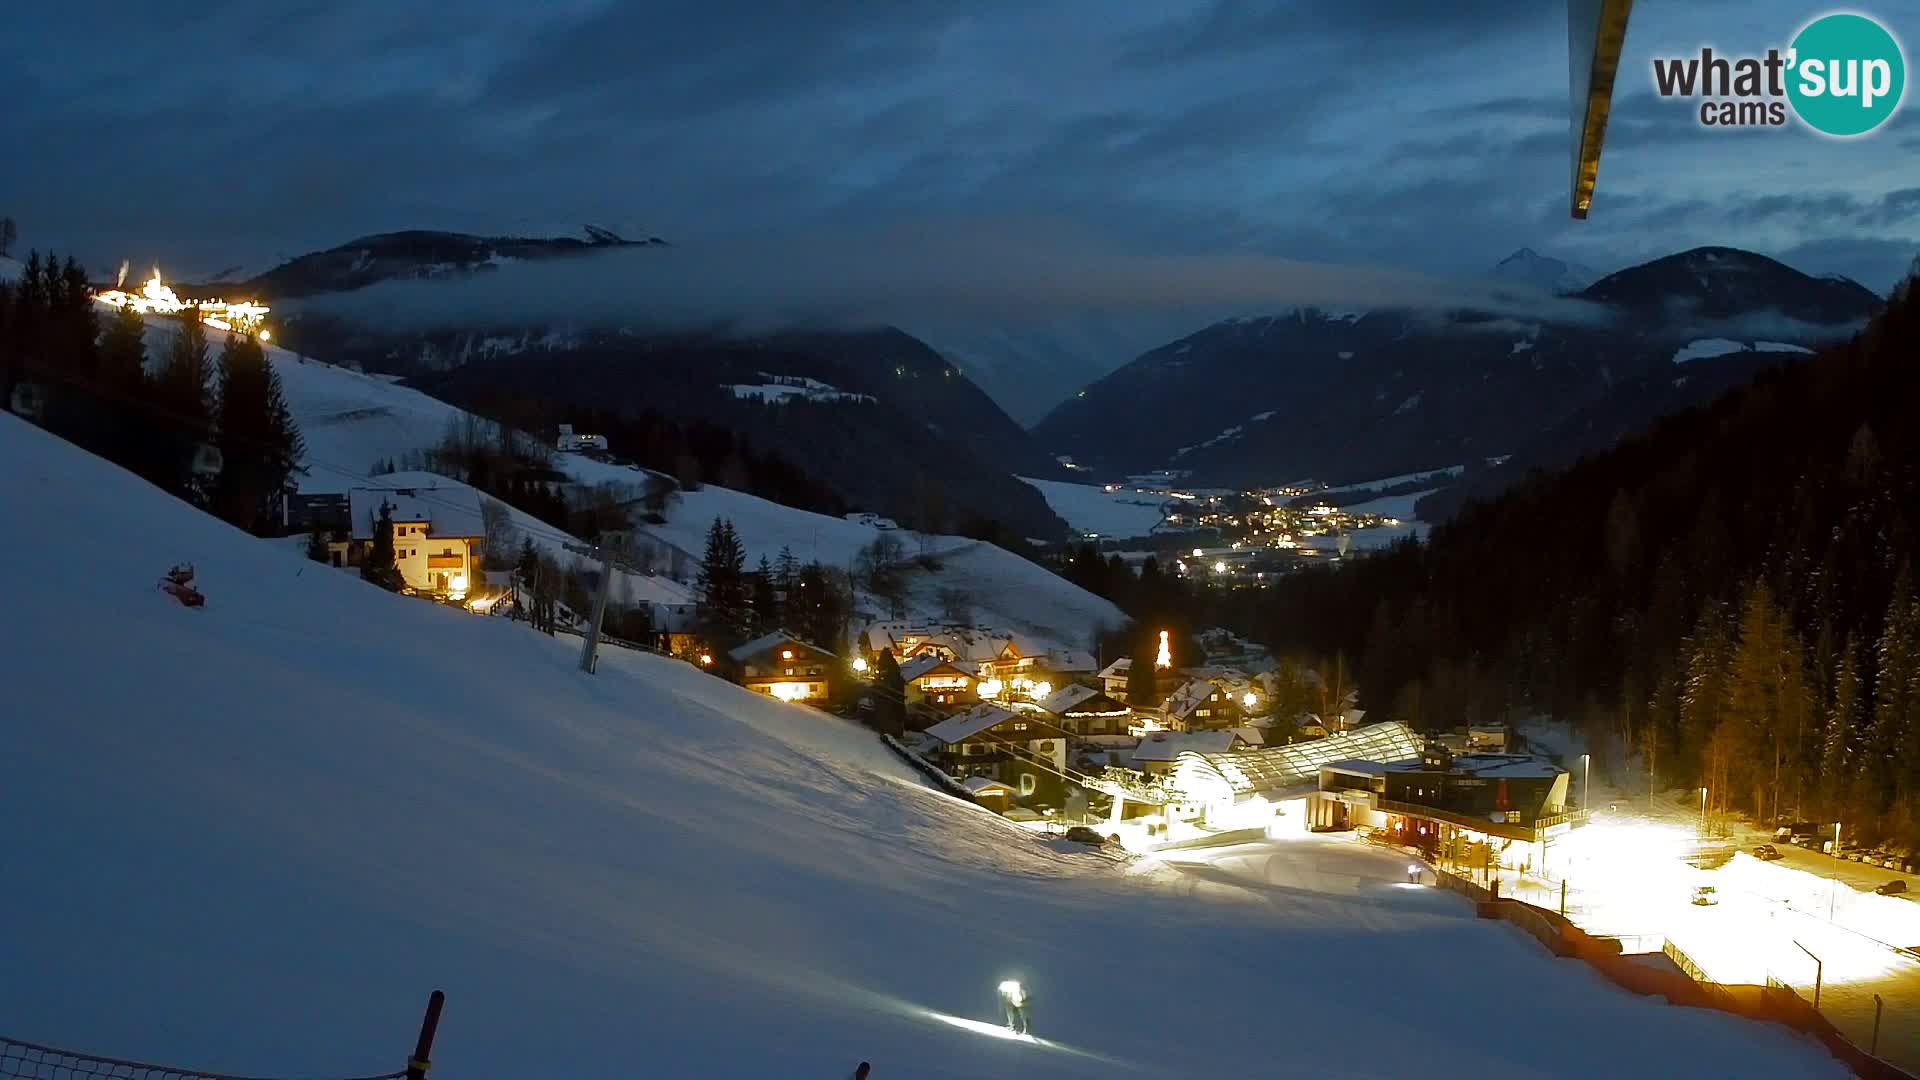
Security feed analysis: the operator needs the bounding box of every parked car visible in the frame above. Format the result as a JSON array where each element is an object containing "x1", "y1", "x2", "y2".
[
  {"x1": 1752, "y1": 844, "x2": 1782, "y2": 861},
  {"x1": 1692, "y1": 885, "x2": 1719, "y2": 906},
  {"x1": 1876, "y1": 880, "x2": 1908, "y2": 896},
  {"x1": 1881, "y1": 854, "x2": 1905, "y2": 870}
]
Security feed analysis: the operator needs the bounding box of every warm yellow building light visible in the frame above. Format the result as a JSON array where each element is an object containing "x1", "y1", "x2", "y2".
[{"x1": 852, "y1": 656, "x2": 869, "y2": 673}]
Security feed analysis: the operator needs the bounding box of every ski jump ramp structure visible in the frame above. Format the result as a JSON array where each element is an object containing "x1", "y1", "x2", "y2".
[{"x1": 1569, "y1": 0, "x2": 1634, "y2": 218}]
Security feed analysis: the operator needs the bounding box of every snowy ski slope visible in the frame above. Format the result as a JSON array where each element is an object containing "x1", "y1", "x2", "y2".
[
  {"x1": 164, "y1": 322, "x2": 1126, "y2": 649},
  {"x1": 0, "y1": 413, "x2": 1847, "y2": 1078}
]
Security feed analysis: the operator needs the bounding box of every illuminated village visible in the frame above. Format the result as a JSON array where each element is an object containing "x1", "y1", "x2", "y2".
[{"x1": 93, "y1": 266, "x2": 273, "y2": 339}]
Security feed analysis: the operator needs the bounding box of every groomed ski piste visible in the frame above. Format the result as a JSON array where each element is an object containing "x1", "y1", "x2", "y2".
[{"x1": 0, "y1": 408, "x2": 1854, "y2": 1078}]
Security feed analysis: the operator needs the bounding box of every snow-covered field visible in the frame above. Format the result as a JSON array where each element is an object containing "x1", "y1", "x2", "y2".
[
  {"x1": 135, "y1": 315, "x2": 1121, "y2": 649},
  {"x1": 1312, "y1": 466, "x2": 1463, "y2": 499},
  {"x1": 1, "y1": 413, "x2": 1850, "y2": 1078},
  {"x1": 1671, "y1": 338, "x2": 1816, "y2": 365},
  {"x1": 1017, "y1": 476, "x2": 1170, "y2": 538}
]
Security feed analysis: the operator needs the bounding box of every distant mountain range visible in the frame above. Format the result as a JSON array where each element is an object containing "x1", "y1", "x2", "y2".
[
  {"x1": 255, "y1": 229, "x2": 1073, "y2": 541},
  {"x1": 1033, "y1": 247, "x2": 1882, "y2": 512},
  {"x1": 245, "y1": 227, "x2": 666, "y2": 298}
]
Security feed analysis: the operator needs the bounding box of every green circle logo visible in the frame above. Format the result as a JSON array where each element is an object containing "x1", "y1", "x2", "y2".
[{"x1": 1787, "y1": 13, "x2": 1906, "y2": 136}]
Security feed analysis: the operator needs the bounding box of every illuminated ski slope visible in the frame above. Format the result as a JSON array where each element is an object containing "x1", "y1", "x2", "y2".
[{"x1": 0, "y1": 413, "x2": 1848, "y2": 1078}]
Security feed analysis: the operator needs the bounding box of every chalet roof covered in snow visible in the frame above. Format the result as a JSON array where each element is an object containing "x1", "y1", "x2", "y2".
[
  {"x1": 1041, "y1": 649, "x2": 1098, "y2": 673},
  {"x1": 898, "y1": 654, "x2": 970, "y2": 682},
  {"x1": 347, "y1": 480, "x2": 485, "y2": 540},
  {"x1": 727, "y1": 629, "x2": 837, "y2": 664},
  {"x1": 1097, "y1": 657, "x2": 1132, "y2": 681},
  {"x1": 960, "y1": 776, "x2": 1015, "y2": 796},
  {"x1": 1036, "y1": 684, "x2": 1128, "y2": 717},
  {"x1": 923, "y1": 703, "x2": 1018, "y2": 746},
  {"x1": 1163, "y1": 679, "x2": 1216, "y2": 720},
  {"x1": 1132, "y1": 729, "x2": 1239, "y2": 764}
]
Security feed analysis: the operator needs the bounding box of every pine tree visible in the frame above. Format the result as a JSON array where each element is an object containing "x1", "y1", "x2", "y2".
[
  {"x1": 750, "y1": 555, "x2": 778, "y2": 635},
  {"x1": 774, "y1": 545, "x2": 800, "y2": 622},
  {"x1": 152, "y1": 317, "x2": 214, "y2": 502},
  {"x1": 870, "y1": 649, "x2": 906, "y2": 736},
  {"x1": 213, "y1": 331, "x2": 304, "y2": 532},
  {"x1": 1872, "y1": 569, "x2": 1920, "y2": 818},
  {"x1": 1823, "y1": 635, "x2": 1862, "y2": 818},
  {"x1": 791, "y1": 562, "x2": 847, "y2": 653},
  {"x1": 0, "y1": 279, "x2": 17, "y2": 409},
  {"x1": 95, "y1": 301, "x2": 150, "y2": 473},
  {"x1": 39, "y1": 256, "x2": 103, "y2": 451},
  {"x1": 1678, "y1": 604, "x2": 1733, "y2": 795},
  {"x1": 695, "y1": 517, "x2": 750, "y2": 650},
  {"x1": 1127, "y1": 624, "x2": 1164, "y2": 709},
  {"x1": 359, "y1": 500, "x2": 404, "y2": 591}
]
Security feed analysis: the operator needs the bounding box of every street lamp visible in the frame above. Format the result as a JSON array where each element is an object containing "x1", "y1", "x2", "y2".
[{"x1": 1830, "y1": 821, "x2": 1843, "y2": 920}]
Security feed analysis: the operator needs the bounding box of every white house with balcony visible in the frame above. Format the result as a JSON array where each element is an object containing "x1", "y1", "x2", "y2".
[{"x1": 347, "y1": 485, "x2": 484, "y2": 597}]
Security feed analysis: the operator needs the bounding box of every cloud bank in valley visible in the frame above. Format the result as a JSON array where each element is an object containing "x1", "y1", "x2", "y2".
[{"x1": 294, "y1": 222, "x2": 1612, "y2": 335}]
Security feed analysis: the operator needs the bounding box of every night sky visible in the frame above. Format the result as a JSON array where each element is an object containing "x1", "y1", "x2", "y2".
[{"x1": 5, "y1": 1, "x2": 1917, "y2": 291}]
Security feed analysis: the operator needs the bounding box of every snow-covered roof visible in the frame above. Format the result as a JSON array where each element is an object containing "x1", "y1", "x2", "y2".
[
  {"x1": 347, "y1": 482, "x2": 485, "y2": 541},
  {"x1": 1097, "y1": 657, "x2": 1132, "y2": 680},
  {"x1": 1172, "y1": 722, "x2": 1424, "y2": 801},
  {"x1": 1409, "y1": 753, "x2": 1563, "y2": 780},
  {"x1": 961, "y1": 776, "x2": 1014, "y2": 796},
  {"x1": 1041, "y1": 649, "x2": 1098, "y2": 673},
  {"x1": 1230, "y1": 725, "x2": 1266, "y2": 748},
  {"x1": 1132, "y1": 730, "x2": 1239, "y2": 764},
  {"x1": 1035, "y1": 684, "x2": 1102, "y2": 715},
  {"x1": 899, "y1": 654, "x2": 969, "y2": 682},
  {"x1": 924, "y1": 704, "x2": 1018, "y2": 746},
  {"x1": 1163, "y1": 679, "x2": 1216, "y2": 719},
  {"x1": 727, "y1": 629, "x2": 835, "y2": 664}
]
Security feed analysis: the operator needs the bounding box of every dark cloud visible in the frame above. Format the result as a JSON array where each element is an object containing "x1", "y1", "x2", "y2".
[
  {"x1": 296, "y1": 220, "x2": 1614, "y2": 335},
  {"x1": 2, "y1": 0, "x2": 1913, "y2": 310}
]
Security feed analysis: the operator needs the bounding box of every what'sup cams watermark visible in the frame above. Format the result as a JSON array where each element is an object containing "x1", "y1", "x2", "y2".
[{"x1": 1652, "y1": 12, "x2": 1905, "y2": 136}]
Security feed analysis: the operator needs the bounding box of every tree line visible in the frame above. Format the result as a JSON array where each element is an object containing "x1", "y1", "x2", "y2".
[
  {"x1": 694, "y1": 517, "x2": 854, "y2": 658},
  {"x1": 1229, "y1": 260, "x2": 1920, "y2": 848},
  {"x1": 0, "y1": 251, "x2": 303, "y2": 533}
]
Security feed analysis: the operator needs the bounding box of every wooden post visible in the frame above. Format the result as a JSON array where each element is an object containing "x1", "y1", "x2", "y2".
[
  {"x1": 1871, "y1": 993, "x2": 1882, "y2": 1055},
  {"x1": 406, "y1": 990, "x2": 445, "y2": 1080}
]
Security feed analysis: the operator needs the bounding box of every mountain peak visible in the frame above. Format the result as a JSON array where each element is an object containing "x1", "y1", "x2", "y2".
[
  {"x1": 1579, "y1": 246, "x2": 1882, "y2": 326},
  {"x1": 1490, "y1": 248, "x2": 1597, "y2": 294}
]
